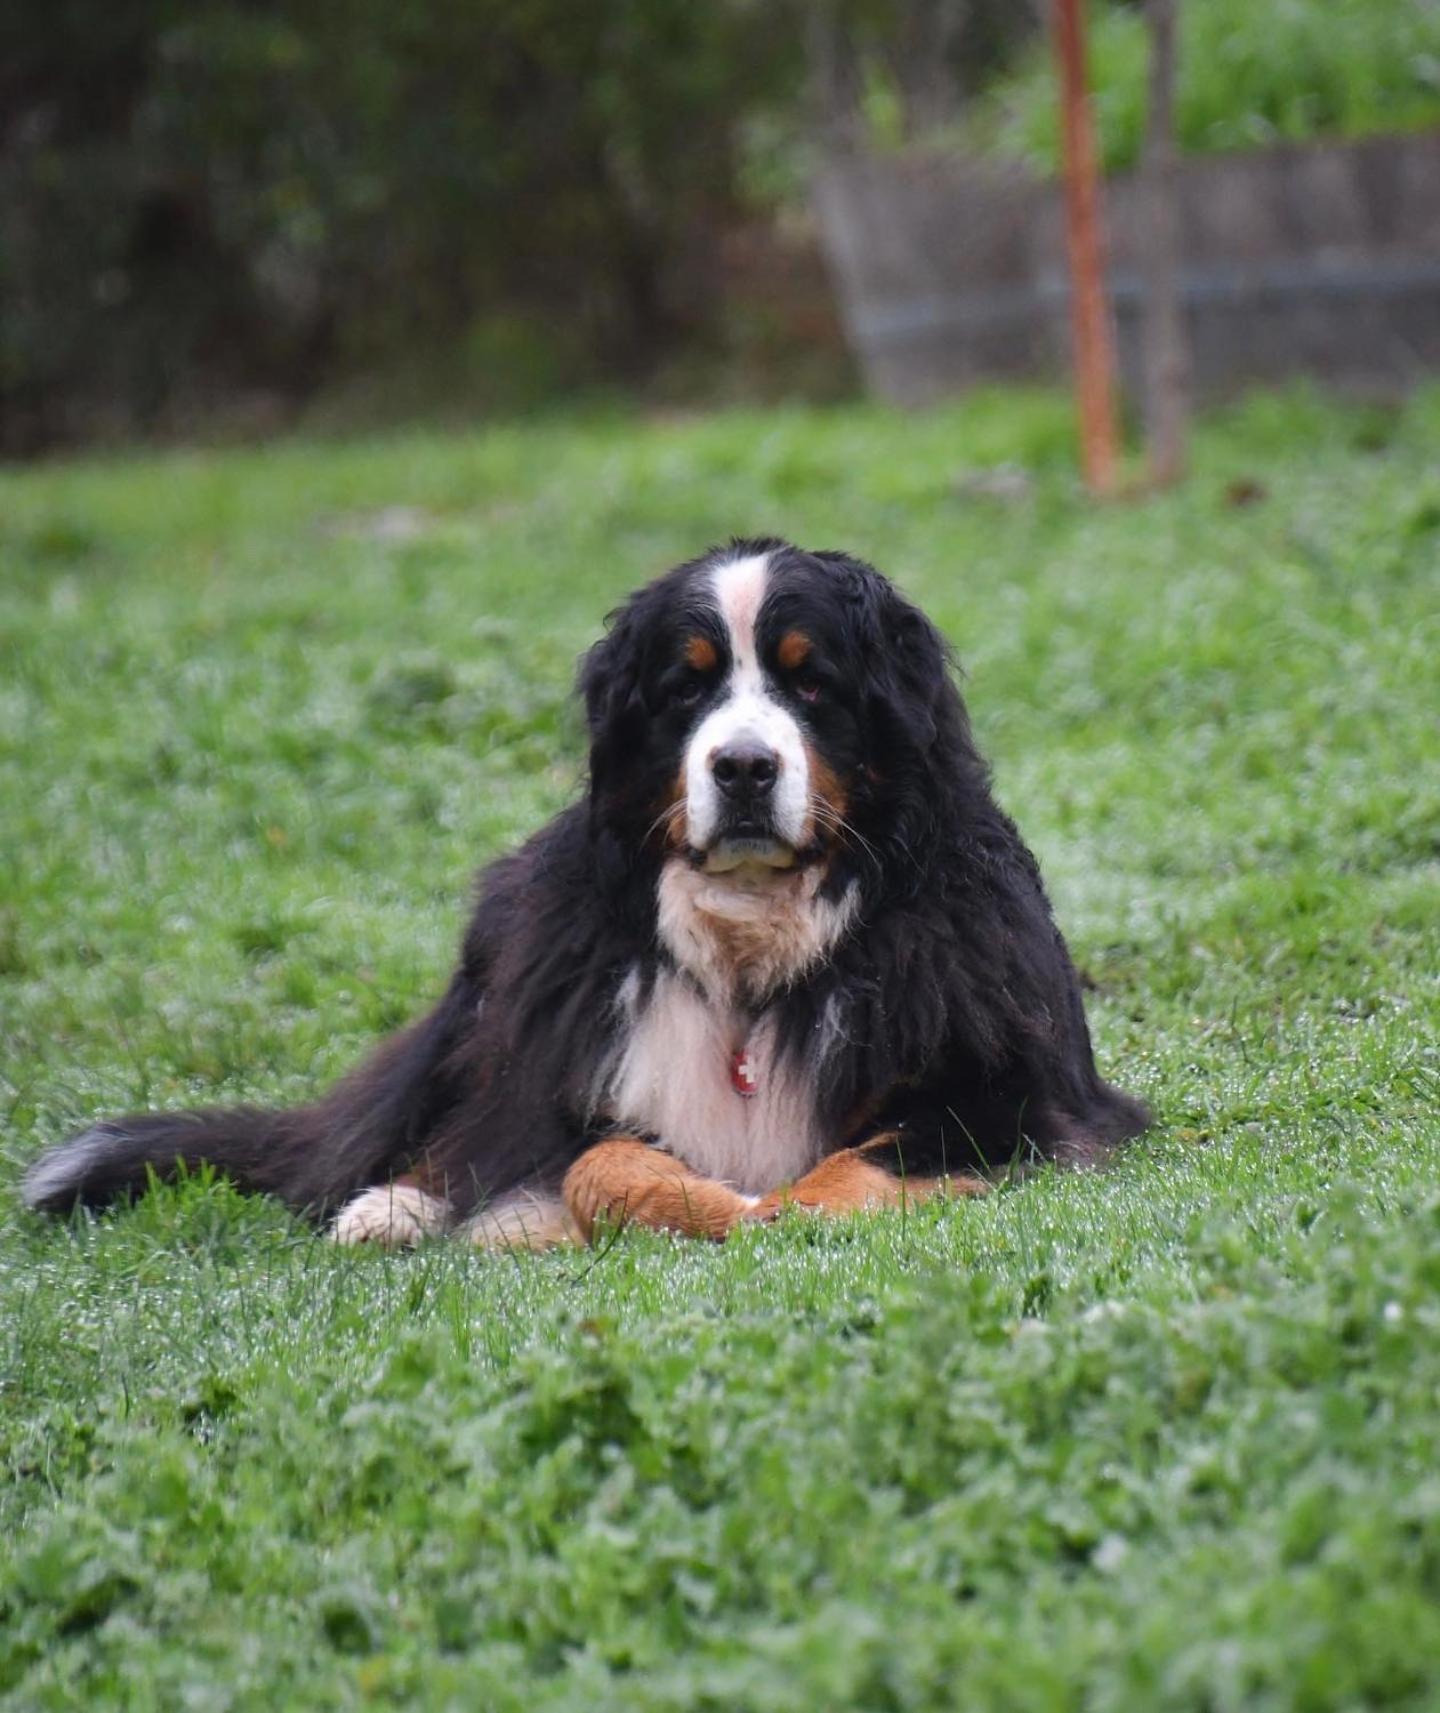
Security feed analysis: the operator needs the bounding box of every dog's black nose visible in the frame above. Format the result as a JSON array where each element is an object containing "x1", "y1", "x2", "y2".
[{"x1": 712, "y1": 741, "x2": 779, "y2": 801}]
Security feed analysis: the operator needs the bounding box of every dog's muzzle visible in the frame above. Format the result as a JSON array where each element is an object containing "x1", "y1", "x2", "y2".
[{"x1": 699, "y1": 739, "x2": 796, "y2": 870}]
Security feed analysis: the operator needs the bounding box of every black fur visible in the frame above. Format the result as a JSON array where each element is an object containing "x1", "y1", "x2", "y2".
[{"x1": 22, "y1": 540, "x2": 1149, "y2": 1222}]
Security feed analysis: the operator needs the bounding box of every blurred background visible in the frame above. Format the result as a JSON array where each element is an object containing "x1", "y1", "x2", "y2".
[{"x1": 5, "y1": 0, "x2": 1440, "y2": 457}]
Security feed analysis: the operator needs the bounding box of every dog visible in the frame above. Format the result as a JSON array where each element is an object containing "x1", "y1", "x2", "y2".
[{"x1": 22, "y1": 539, "x2": 1150, "y2": 1247}]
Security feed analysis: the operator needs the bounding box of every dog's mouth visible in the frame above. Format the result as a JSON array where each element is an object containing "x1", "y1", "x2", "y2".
[
  {"x1": 697, "y1": 835, "x2": 798, "y2": 874},
  {"x1": 683, "y1": 800, "x2": 839, "y2": 874}
]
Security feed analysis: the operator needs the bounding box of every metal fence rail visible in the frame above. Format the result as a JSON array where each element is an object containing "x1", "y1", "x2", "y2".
[{"x1": 814, "y1": 132, "x2": 1440, "y2": 402}]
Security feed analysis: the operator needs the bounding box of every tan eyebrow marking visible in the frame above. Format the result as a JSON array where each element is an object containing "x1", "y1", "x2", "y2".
[
  {"x1": 777, "y1": 630, "x2": 812, "y2": 671},
  {"x1": 684, "y1": 635, "x2": 718, "y2": 672}
]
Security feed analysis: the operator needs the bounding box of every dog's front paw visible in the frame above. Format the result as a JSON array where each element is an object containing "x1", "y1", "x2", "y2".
[
  {"x1": 734, "y1": 1191, "x2": 787, "y2": 1227},
  {"x1": 330, "y1": 1183, "x2": 451, "y2": 1247}
]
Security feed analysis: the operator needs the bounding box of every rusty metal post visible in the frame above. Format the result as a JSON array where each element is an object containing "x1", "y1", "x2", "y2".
[
  {"x1": 1142, "y1": 0, "x2": 1189, "y2": 485},
  {"x1": 1052, "y1": 0, "x2": 1119, "y2": 495}
]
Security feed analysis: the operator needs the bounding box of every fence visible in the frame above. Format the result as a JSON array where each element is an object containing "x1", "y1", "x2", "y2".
[{"x1": 813, "y1": 130, "x2": 1440, "y2": 404}]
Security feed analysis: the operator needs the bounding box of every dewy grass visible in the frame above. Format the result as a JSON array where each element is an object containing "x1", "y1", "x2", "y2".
[{"x1": 1, "y1": 385, "x2": 1438, "y2": 1709}]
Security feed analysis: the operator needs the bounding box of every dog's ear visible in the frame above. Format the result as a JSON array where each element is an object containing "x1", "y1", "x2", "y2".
[
  {"x1": 813, "y1": 550, "x2": 967, "y2": 757},
  {"x1": 865, "y1": 579, "x2": 955, "y2": 756},
  {"x1": 576, "y1": 598, "x2": 656, "y2": 909},
  {"x1": 579, "y1": 603, "x2": 642, "y2": 776},
  {"x1": 815, "y1": 552, "x2": 986, "y2": 897}
]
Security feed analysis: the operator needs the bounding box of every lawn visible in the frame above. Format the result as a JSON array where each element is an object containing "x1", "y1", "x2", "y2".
[{"x1": 1, "y1": 387, "x2": 1437, "y2": 1711}]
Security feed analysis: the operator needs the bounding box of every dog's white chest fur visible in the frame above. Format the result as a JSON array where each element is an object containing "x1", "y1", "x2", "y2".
[
  {"x1": 599, "y1": 858, "x2": 857, "y2": 1194},
  {"x1": 605, "y1": 972, "x2": 821, "y2": 1194}
]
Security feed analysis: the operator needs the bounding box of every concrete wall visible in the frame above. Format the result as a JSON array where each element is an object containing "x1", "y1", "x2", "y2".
[{"x1": 813, "y1": 131, "x2": 1440, "y2": 403}]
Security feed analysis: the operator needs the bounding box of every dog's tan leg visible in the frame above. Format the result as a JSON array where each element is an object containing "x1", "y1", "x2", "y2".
[
  {"x1": 563, "y1": 1136, "x2": 757, "y2": 1242},
  {"x1": 752, "y1": 1135, "x2": 987, "y2": 1219}
]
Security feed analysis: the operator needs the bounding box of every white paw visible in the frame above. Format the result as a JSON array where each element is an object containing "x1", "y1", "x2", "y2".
[
  {"x1": 461, "y1": 1188, "x2": 580, "y2": 1252},
  {"x1": 330, "y1": 1184, "x2": 451, "y2": 1247}
]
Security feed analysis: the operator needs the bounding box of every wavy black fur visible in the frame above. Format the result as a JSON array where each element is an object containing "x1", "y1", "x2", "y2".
[{"x1": 22, "y1": 540, "x2": 1149, "y2": 1221}]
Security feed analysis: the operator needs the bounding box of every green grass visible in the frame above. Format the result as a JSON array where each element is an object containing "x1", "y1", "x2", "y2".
[
  {"x1": 2, "y1": 386, "x2": 1438, "y2": 1710},
  {"x1": 975, "y1": 0, "x2": 1440, "y2": 174}
]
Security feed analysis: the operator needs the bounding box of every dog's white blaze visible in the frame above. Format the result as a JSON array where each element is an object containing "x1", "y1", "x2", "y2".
[
  {"x1": 605, "y1": 969, "x2": 823, "y2": 1194},
  {"x1": 712, "y1": 551, "x2": 768, "y2": 682},
  {"x1": 683, "y1": 549, "x2": 810, "y2": 851}
]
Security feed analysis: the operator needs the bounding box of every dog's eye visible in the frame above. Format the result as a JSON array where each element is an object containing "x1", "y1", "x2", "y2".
[
  {"x1": 794, "y1": 673, "x2": 823, "y2": 704},
  {"x1": 672, "y1": 676, "x2": 707, "y2": 709}
]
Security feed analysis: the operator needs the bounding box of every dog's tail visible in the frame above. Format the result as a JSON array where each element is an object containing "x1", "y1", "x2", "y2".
[
  {"x1": 21, "y1": 983, "x2": 470, "y2": 1221},
  {"x1": 20, "y1": 1106, "x2": 326, "y2": 1216}
]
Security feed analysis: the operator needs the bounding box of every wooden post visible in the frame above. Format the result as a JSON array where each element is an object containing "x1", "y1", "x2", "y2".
[
  {"x1": 1141, "y1": 0, "x2": 1189, "y2": 485},
  {"x1": 1052, "y1": 0, "x2": 1119, "y2": 495}
]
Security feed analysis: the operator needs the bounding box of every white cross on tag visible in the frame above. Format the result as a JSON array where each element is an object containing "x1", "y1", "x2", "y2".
[{"x1": 730, "y1": 1047, "x2": 758, "y2": 1098}]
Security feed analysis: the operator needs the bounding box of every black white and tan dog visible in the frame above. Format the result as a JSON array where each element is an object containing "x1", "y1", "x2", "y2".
[{"x1": 23, "y1": 539, "x2": 1149, "y2": 1245}]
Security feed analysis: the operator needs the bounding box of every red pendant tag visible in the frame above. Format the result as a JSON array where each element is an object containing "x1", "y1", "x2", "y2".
[{"x1": 730, "y1": 1047, "x2": 758, "y2": 1098}]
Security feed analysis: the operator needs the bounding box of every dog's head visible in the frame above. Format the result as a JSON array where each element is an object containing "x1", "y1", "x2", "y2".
[{"x1": 580, "y1": 539, "x2": 977, "y2": 893}]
